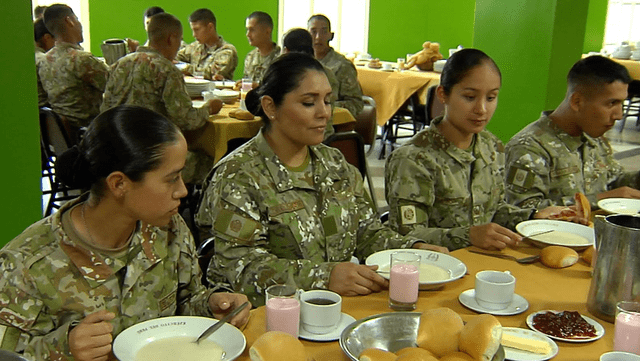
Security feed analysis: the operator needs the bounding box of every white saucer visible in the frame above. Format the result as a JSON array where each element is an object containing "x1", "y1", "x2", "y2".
[
  {"x1": 458, "y1": 289, "x2": 529, "y2": 316},
  {"x1": 298, "y1": 312, "x2": 356, "y2": 342}
]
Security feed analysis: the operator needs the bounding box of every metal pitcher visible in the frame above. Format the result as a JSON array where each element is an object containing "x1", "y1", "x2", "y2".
[
  {"x1": 587, "y1": 214, "x2": 640, "y2": 323},
  {"x1": 100, "y1": 39, "x2": 126, "y2": 65}
]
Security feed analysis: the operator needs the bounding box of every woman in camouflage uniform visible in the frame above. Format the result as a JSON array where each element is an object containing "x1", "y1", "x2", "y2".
[{"x1": 0, "y1": 106, "x2": 249, "y2": 361}]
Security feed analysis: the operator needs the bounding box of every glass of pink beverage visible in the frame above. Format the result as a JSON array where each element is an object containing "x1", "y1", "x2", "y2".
[
  {"x1": 614, "y1": 301, "x2": 640, "y2": 355},
  {"x1": 389, "y1": 252, "x2": 421, "y2": 311},
  {"x1": 265, "y1": 284, "x2": 300, "y2": 338}
]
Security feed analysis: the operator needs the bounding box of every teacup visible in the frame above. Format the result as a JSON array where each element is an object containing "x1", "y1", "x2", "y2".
[
  {"x1": 475, "y1": 270, "x2": 515, "y2": 310},
  {"x1": 300, "y1": 290, "x2": 342, "y2": 334},
  {"x1": 382, "y1": 63, "x2": 393, "y2": 71},
  {"x1": 600, "y1": 351, "x2": 640, "y2": 361}
]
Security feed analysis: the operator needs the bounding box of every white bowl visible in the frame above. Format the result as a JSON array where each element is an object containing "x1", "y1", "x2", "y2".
[
  {"x1": 598, "y1": 198, "x2": 640, "y2": 215},
  {"x1": 516, "y1": 220, "x2": 595, "y2": 250}
]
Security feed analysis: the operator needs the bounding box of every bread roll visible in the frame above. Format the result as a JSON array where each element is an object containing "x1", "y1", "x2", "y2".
[
  {"x1": 234, "y1": 109, "x2": 255, "y2": 120},
  {"x1": 582, "y1": 245, "x2": 596, "y2": 267},
  {"x1": 540, "y1": 246, "x2": 579, "y2": 268},
  {"x1": 394, "y1": 352, "x2": 438, "y2": 361},
  {"x1": 439, "y1": 352, "x2": 475, "y2": 361},
  {"x1": 395, "y1": 347, "x2": 436, "y2": 358},
  {"x1": 359, "y1": 348, "x2": 396, "y2": 361},
  {"x1": 416, "y1": 307, "x2": 464, "y2": 357},
  {"x1": 459, "y1": 314, "x2": 502, "y2": 361},
  {"x1": 249, "y1": 331, "x2": 308, "y2": 361}
]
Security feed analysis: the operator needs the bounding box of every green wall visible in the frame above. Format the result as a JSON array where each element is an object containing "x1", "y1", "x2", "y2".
[
  {"x1": 88, "y1": 0, "x2": 279, "y2": 79},
  {"x1": 584, "y1": 0, "x2": 608, "y2": 53},
  {"x1": 368, "y1": 0, "x2": 475, "y2": 62},
  {"x1": 0, "y1": 0, "x2": 42, "y2": 245}
]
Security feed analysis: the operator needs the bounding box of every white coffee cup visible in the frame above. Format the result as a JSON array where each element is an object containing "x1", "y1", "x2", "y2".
[
  {"x1": 300, "y1": 290, "x2": 342, "y2": 334},
  {"x1": 475, "y1": 270, "x2": 515, "y2": 310},
  {"x1": 600, "y1": 351, "x2": 640, "y2": 361},
  {"x1": 382, "y1": 63, "x2": 393, "y2": 71}
]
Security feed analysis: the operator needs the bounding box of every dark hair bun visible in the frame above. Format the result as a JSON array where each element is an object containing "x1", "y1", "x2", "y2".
[
  {"x1": 245, "y1": 87, "x2": 264, "y2": 117},
  {"x1": 55, "y1": 145, "x2": 94, "y2": 189}
]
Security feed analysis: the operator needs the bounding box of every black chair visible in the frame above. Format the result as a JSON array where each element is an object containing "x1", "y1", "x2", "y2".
[
  {"x1": 424, "y1": 84, "x2": 445, "y2": 125},
  {"x1": 354, "y1": 96, "x2": 378, "y2": 154},
  {"x1": 323, "y1": 131, "x2": 378, "y2": 212},
  {"x1": 0, "y1": 350, "x2": 29, "y2": 361},
  {"x1": 378, "y1": 92, "x2": 426, "y2": 159},
  {"x1": 197, "y1": 236, "x2": 216, "y2": 287},
  {"x1": 39, "y1": 107, "x2": 82, "y2": 216},
  {"x1": 619, "y1": 80, "x2": 640, "y2": 131}
]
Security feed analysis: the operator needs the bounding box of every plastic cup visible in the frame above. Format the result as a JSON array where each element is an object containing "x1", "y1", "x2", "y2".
[
  {"x1": 265, "y1": 284, "x2": 300, "y2": 338},
  {"x1": 388, "y1": 252, "x2": 420, "y2": 311}
]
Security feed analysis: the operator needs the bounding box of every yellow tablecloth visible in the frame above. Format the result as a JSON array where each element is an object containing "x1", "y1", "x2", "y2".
[
  {"x1": 612, "y1": 58, "x2": 640, "y2": 80},
  {"x1": 356, "y1": 66, "x2": 441, "y2": 126},
  {"x1": 236, "y1": 245, "x2": 612, "y2": 361}
]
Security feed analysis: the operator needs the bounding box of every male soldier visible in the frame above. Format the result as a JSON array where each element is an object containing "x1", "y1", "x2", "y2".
[
  {"x1": 39, "y1": 4, "x2": 109, "y2": 142},
  {"x1": 125, "y1": 6, "x2": 165, "y2": 53},
  {"x1": 505, "y1": 55, "x2": 640, "y2": 209},
  {"x1": 101, "y1": 13, "x2": 223, "y2": 184},
  {"x1": 242, "y1": 11, "x2": 280, "y2": 82},
  {"x1": 34, "y1": 18, "x2": 55, "y2": 107},
  {"x1": 177, "y1": 8, "x2": 238, "y2": 80},
  {"x1": 308, "y1": 14, "x2": 363, "y2": 117}
]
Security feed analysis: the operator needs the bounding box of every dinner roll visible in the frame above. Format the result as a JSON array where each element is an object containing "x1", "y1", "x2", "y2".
[
  {"x1": 439, "y1": 352, "x2": 475, "y2": 361},
  {"x1": 458, "y1": 314, "x2": 502, "y2": 361},
  {"x1": 416, "y1": 307, "x2": 464, "y2": 357},
  {"x1": 540, "y1": 246, "x2": 579, "y2": 268},
  {"x1": 394, "y1": 352, "x2": 438, "y2": 361},
  {"x1": 250, "y1": 331, "x2": 308, "y2": 361},
  {"x1": 359, "y1": 347, "x2": 397, "y2": 361},
  {"x1": 582, "y1": 245, "x2": 596, "y2": 267},
  {"x1": 395, "y1": 347, "x2": 436, "y2": 358}
]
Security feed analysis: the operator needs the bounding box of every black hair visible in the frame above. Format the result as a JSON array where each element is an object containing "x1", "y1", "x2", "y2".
[
  {"x1": 148, "y1": 13, "x2": 182, "y2": 43},
  {"x1": 247, "y1": 11, "x2": 273, "y2": 29},
  {"x1": 56, "y1": 105, "x2": 181, "y2": 197},
  {"x1": 34, "y1": 5, "x2": 47, "y2": 19},
  {"x1": 34, "y1": 18, "x2": 51, "y2": 42},
  {"x1": 567, "y1": 55, "x2": 632, "y2": 95},
  {"x1": 144, "y1": 6, "x2": 164, "y2": 18},
  {"x1": 43, "y1": 4, "x2": 75, "y2": 37},
  {"x1": 307, "y1": 14, "x2": 331, "y2": 31},
  {"x1": 189, "y1": 8, "x2": 216, "y2": 28},
  {"x1": 283, "y1": 28, "x2": 313, "y2": 55},
  {"x1": 245, "y1": 52, "x2": 326, "y2": 127},
  {"x1": 440, "y1": 48, "x2": 501, "y2": 95}
]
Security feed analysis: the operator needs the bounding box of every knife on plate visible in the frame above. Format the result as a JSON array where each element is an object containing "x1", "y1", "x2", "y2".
[{"x1": 195, "y1": 301, "x2": 249, "y2": 344}]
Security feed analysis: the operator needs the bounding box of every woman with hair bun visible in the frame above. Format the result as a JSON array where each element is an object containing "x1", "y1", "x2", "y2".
[
  {"x1": 195, "y1": 52, "x2": 446, "y2": 307},
  {"x1": 0, "y1": 105, "x2": 249, "y2": 361}
]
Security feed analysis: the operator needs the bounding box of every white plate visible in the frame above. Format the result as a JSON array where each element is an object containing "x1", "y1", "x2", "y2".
[
  {"x1": 365, "y1": 249, "x2": 466, "y2": 290},
  {"x1": 458, "y1": 289, "x2": 529, "y2": 316},
  {"x1": 597, "y1": 198, "x2": 640, "y2": 215},
  {"x1": 526, "y1": 310, "x2": 605, "y2": 343},
  {"x1": 212, "y1": 89, "x2": 239, "y2": 98},
  {"x1": 501, "y1": 327, "x2": 558, "y2": 361},
  {"x1": 299, "y1": 312, "x2": 356, "y2": 342},
  {"x1": 113, "y1": 316, "x2": 246, "y2": 360},
  {"x1": 213, "y1": 80, "x2": 236, "y2": 89},
  {"x1": 185, "y1": 77, "x2": 211, "y2": 84},
  {"x1": 192, "y1": 100, "x2": 206, "y2": 108},
  {"x1": 515, "y1": 220, "x2": 595, "y2": 250}
]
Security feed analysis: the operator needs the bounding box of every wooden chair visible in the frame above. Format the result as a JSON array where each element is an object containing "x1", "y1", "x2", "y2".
[
  {"x1": 425, "y1": 85, "x2": 445, "y2": 125},
  {"x1": 354, "y1": 96, "x2": 378, "y2": 154}
]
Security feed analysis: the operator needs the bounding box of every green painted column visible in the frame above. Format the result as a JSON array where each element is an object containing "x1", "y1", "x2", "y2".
[
  {"x1": 474, "y1": 0, "x2": 590, "y2": 143},
  {"x1": 0, "y1": 0, "x2": 42, "y2": 245}
]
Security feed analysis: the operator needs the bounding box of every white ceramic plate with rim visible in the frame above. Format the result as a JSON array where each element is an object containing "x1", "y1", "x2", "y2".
[
  {"x1": 515, "y1": 220, "x2": 595, "y2": 250},
  {"x1": 298, "y1": 312, "x2": 356, "y2": 342},
  {"x1": 112, "y1": 316, "x2": 246, "y2": 361},
  {"x1": 365, "y1": 249, "x2": 466, "y2": 290},
  {"x1": 525, "y1": 310, "x2": 605, "y2": 343},
  {"x1": 597, "y1": 198, "x2": 640, "y2": 215},
  {"x1": 501, "y1": 327, "x2": 558, "y2": 361}
]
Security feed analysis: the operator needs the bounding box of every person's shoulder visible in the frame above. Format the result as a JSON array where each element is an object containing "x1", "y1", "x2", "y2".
[
  {"x1": 219, "y1": 37, "x2": 238, "y2": 52},
  {"x1": 3, "y1": 217, "x2": 59, "y2": 264},
  {"x1": 506, "y1": 117, "x2": 548, "y2": 148},
  {"x1": 215, "y1": 138, "x2": 263, "y2": 175}
]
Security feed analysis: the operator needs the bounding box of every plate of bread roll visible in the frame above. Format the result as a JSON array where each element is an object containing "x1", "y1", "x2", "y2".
[{"x1": 516, "y1": 220, "x2": 595, "y2": 251}]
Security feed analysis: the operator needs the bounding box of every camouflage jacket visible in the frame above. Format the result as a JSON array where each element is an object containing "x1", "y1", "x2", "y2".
[
  {"x1": 35, "y1": 48, "x2": 48, "y2": 107},
  {"x1": 176, "y1": 37, "x2": 238, "y2": 80},
  {"x1": 0, "y1": 196, "x2": 215, "y2": 360},
  {"x1": 385, "y1": 117, "x2": 534, "y2": 251},
  {"x1": 195, "y1": 131, "x2": 416, "y2": 306},
  {"x1": 37, "y1": 42, "x2": 108, "y2": 126},
  {"x1": 505, "y1": 114, "x2": 640, "y2": 208},
  {"x1": 318, "y1": 48, "x2": 364, "y2": 117},
  {"x1": 242, "y1": 44, "x2": 281, "y2": 82}
]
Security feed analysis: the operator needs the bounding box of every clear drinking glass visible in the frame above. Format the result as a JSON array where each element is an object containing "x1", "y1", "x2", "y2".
[
  {"x1": 614, "y1": 301, "x2": 640, "y2": 355},
  {"x1": 265, "y1": 284, "x2": 300, "y2": 337},
  {"x1": 397, "y1": 57, "x2": 406, "y2": 71},
  {"x1": 388, "y1": 252, "x2": 420, "y2": 311}
]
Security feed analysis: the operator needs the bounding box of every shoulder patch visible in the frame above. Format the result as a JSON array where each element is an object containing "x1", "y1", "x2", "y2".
[
  {"x1": 506, "y1": 166, "x2": 535, "y2": 189},
  {"x1": 400, "y1": 205, "x2": 417, "y2": 225},
  {"x1": 213, "y1": 208, "x2": 259, "y2": 244}
]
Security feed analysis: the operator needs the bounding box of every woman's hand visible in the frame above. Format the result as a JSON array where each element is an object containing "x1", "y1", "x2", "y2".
[
  {"x1": 208, "y1": 293, "x2": 251, "y2": 328},
  {"x1": 469, "y1": 223, "x2": 522, "y2": 250},
  {"x1": 68, "y1": 310, "x2": 115, "y2": 361},
  {"x1": 412, "y1": 242, "x2": 449, "y2": 254},
  {"x1": 328, "y1": 262, "x2": 388, "y2": 296}
]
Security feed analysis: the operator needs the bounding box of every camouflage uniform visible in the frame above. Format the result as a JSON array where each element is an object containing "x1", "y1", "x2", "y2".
[
  {"x1": 101, "y1": 46, "x2": 212, "y2": 184},
  {"x1": 318, "y1": 48, "x2": 364, "y2": 117},
  {"x1": 176, "y1": 37, "x2": 238, "y2": 80},
  {"x1": 196, "y1": 130, "x2": 417, "y2": 306},
  {"x1": 35, "y1": 47, "x2": 48, "y2": 107},
  {"x1": 38, "y1": 42, "x2": 109, "y2": 126},
  {"x1": 505, "y1": 113, "x2": 640, "y2": 208},
  {"x1": 0, "y1": 196, "x2": 215, "y2": 360},
  {"x1": 242, "y1": 44, "x2": 281, "y2": 82},
  {"x1": 385, "y1": 117, "x2": 534, "y2": 251}
]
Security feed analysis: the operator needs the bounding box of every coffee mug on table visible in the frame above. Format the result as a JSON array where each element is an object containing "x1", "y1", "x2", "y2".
[
  {"x1": 475, "y1": 270, "x2": 515, "y2": 310},
  {"x1": 300, "y1": 290, "x2": 342, "y2": 334},
  {"x1": 265, "y1": 284, "x2": 300, "y2": 338},
  {"x1": 382, "y1": 63, "x2": 393, "y2": 71}
]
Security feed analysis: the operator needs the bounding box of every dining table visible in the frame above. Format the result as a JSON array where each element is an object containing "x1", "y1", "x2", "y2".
[
  {"x1": 610, "y1": 58, "x2": 640, "y2": 80},
  {"x1": 356, "y1": 62, "x2": 441, "y2": 126},
  {"x1": 235, "y1": 244, "x2": 613, "y2": 361}
]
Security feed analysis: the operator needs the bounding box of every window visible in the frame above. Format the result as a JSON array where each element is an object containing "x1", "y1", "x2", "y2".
[
  {"x1": 32, "y1": 0, "x2": 91, "y2": 48},
  {"x1": 603, "y1": 0, "x2": 640, "y2": 49},
  {"x1": 278, "y1": 0, "x2": 370, "y2": 55}
]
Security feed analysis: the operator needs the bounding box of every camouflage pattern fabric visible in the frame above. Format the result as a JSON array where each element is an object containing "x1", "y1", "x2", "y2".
[
  {"x1": 0, "y1": 196, "x2": 215, "y2": 360},
  {"x1": 195, "y1": 130, "x2": 417, "y2": 306},
  {"x1": 38, "y1": 42, "x2": 108, "y2": 126},
  {"x1": 101, "y1": 46, "x2": 213, "y2": 184},
  {"x1": 385, "y1": 117, "x2": 534, "y2": 251},
  {"x1": 318, "y1": 48, "x2": 364, "y2": 117},
  {"x1": 505, "y1": 113, "x2": 640, "y2": 208},
  {"x1": 242, "y1": 44, "x2": 281, "y2": 82},
  {"x1": 176, "y1": 37, "x2": 238, "y2": 80},
  {"x1": 35, "y1": 48, "x2": 48, "y2": 107}
]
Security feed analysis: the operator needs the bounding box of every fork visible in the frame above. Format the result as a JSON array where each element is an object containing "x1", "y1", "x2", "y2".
[{"x1": 467, "y1": 249, "x2": 540, "y2": 264}]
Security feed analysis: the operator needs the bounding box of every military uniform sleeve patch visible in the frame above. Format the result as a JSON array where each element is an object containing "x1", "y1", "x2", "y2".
[
  {"x1": 400, "y1": 205, "x2": 417, "y2": 225},
  {"x1": 507, "y1": 166, "x2": 535, "y2": 189},
  {"x1": 213, "y1": 208, "x2": 259, "y2": 244}
]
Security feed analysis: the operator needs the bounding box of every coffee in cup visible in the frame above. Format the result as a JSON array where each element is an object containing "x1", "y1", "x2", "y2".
[
  {"x1": 474, "y1": 270, "x2": 515, "y2": 310},
  {"x1": 300, "y1": 290, "x2": 342, "y2": 334}
]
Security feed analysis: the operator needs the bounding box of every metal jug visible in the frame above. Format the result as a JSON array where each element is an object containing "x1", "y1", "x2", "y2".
[
  {"x1": 100, "y1": 39, "x2": 127, "y2": 65},
  {"x1": 587, "y1": 214, "x2": 640, "y2": 323}
]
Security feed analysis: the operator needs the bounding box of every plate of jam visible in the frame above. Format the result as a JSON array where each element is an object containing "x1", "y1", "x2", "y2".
[{"x1": 526, "y1": 310, "x2": 604, "y2": 343}]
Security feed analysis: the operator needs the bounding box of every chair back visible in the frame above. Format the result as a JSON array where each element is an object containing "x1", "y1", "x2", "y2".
[
  {"x1": 0, "y1": 349, "x2": 29, "y2": 361},
  {"x1": 39, "y1": 107, "x2": 72, "y2": 160},
  {"x1": 425, "y1": 85, "x2": 444, "y2": 125},
  {"x1": 323, "y1": 131, "x2": 367, "y2": 178},
  {"x1": 354, "y1": 96, "x2": 377, "y2": 145}
]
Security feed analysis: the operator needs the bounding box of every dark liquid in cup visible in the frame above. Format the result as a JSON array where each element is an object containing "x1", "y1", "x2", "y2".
[{"x1": 306, "y1": 298, "x2": 336, "y2": 305}]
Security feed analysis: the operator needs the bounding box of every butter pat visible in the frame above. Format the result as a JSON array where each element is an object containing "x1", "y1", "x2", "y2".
[{"x1": 501, "y1": 332, "x2": 552, "y2": 354}]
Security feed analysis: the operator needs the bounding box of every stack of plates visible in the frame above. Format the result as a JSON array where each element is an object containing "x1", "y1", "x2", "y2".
[
  {"x1": 202, "y1": 89, "x2": 239, "y2": 104},
  {"x1": 213, "y1": 80, "x2": 236, "y2": 89},
  {"x1": 185, "y1": 78, "x2": 211, "y2": 98}
]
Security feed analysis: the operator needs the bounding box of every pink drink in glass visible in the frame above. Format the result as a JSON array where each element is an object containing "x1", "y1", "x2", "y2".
[
  {"x1": 614, "y1": 307, "x2": 640, "y2": 354},
  {"x1": 389, "y1": 263, "x2": 419, "y2": 304},
  {"x1": 266, "y1": 297, "x2": 300, "y2": 338}
]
